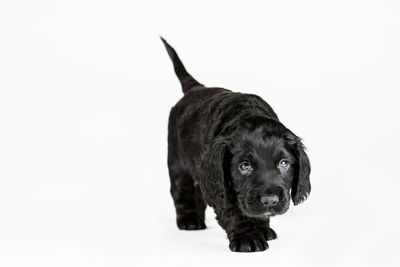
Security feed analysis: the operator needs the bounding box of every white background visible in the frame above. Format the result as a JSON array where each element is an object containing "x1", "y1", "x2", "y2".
[{"x1": 1, "y1": 0, "x2": 399, "y2": 266}]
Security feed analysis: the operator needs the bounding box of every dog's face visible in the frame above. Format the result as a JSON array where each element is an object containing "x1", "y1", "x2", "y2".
[
  {"x1": 200, "y1": 116, "x2": 311, "y2": 217},
  {"x1": 213, "y1": 116, "x2": 311, "y2": 218},
  {"x1": 229, "y1": 132, "x2": 294, "y2": 217}
]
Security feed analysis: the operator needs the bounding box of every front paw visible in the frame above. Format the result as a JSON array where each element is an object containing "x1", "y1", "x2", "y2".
[
  {"x1": 265, "y1": 227, "x2": 277, "y2": 241},
  {"x1": 177, "y1": 214, "x2": 206, "y2": 230},
  {"x1": 229, "y1": 232, "x2": 268, "y2": 252},
  {"x1": 256, "y1": 226, "x2": 278, "y2": 241}
]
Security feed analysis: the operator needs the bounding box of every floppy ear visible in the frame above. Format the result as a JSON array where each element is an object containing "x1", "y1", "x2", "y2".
[
  {"x1": 199, "y1": 138, "x2": 229, "y2": 210},
  {"x1": 286, "y1": 134, "x2": 311, "y2": 205}
]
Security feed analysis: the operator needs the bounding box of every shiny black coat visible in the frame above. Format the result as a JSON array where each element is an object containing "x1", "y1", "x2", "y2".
[{"x1": 162, "y1": 38, "x2": 311, "y2": 252}]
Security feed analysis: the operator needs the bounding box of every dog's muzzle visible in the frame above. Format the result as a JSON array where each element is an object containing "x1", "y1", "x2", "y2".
[{"x1": 242, "y1": 186, "x2": 289, "y2": 217}]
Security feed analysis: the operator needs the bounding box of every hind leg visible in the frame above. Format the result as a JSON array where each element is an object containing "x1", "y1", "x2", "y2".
[
  {"x1": 195, "y1": 182, "x2": 207, "y2": 222},
  {"x1": 168, "y1": 159, "x2": 206, "y2": 230}
]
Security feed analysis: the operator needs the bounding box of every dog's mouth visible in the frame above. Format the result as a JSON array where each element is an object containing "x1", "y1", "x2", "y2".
[{"x1": 238, "y1": 192, "x2": 290, "y2": 218}]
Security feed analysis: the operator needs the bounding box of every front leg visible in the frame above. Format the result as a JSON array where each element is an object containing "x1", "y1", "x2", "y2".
[
  {"x1": 253, "y1": 217, "x2": 278, "y2": 241},
  {"x1": 215, "y1": 207, "x2": 268, "y2": 252}
]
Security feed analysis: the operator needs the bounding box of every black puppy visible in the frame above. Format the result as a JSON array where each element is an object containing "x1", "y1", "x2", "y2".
[{"x1": 162, "y1": 38, "x2": 311, "y2": 252}]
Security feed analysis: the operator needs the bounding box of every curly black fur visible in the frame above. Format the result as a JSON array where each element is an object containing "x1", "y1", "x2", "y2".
[{"x1": 162, "y1": 38, "x2": 311, "y2": 252}]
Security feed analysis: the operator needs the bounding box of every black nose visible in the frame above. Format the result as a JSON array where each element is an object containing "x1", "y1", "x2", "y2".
[{"x1": 260, "y1": 194, "x2": 279, "y2": 207}]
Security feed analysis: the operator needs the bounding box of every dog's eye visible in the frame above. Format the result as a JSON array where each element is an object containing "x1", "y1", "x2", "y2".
[
  {"x1": 238, "y1": 162, "x2": 253, "y2": 175},
  {"x1": 278, "y1": 159, "x2": 290, "y2": 172}
]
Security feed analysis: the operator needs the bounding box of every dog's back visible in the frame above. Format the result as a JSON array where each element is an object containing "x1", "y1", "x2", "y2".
[{"x1": 162, "y1": 38, "x2": 278, "y2": 173}]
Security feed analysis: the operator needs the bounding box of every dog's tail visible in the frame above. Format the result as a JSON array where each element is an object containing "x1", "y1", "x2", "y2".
[{"x1": 161, "y1": 37, "x2": 203, "y2": 94}]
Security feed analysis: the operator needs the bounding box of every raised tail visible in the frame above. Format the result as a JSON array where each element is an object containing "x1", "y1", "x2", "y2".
[{"x1": 160, "y1": 37, "x2": 203, "y2": 94}]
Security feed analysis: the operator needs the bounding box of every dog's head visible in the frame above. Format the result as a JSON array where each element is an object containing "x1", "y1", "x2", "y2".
[{"x1": 200, "y1": 116, "x2": 310, "y2": 217}]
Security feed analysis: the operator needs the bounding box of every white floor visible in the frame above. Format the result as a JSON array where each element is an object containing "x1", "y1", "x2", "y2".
[{"x1": 1, "y1": 1, "x2": 400, "y2": 266}]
